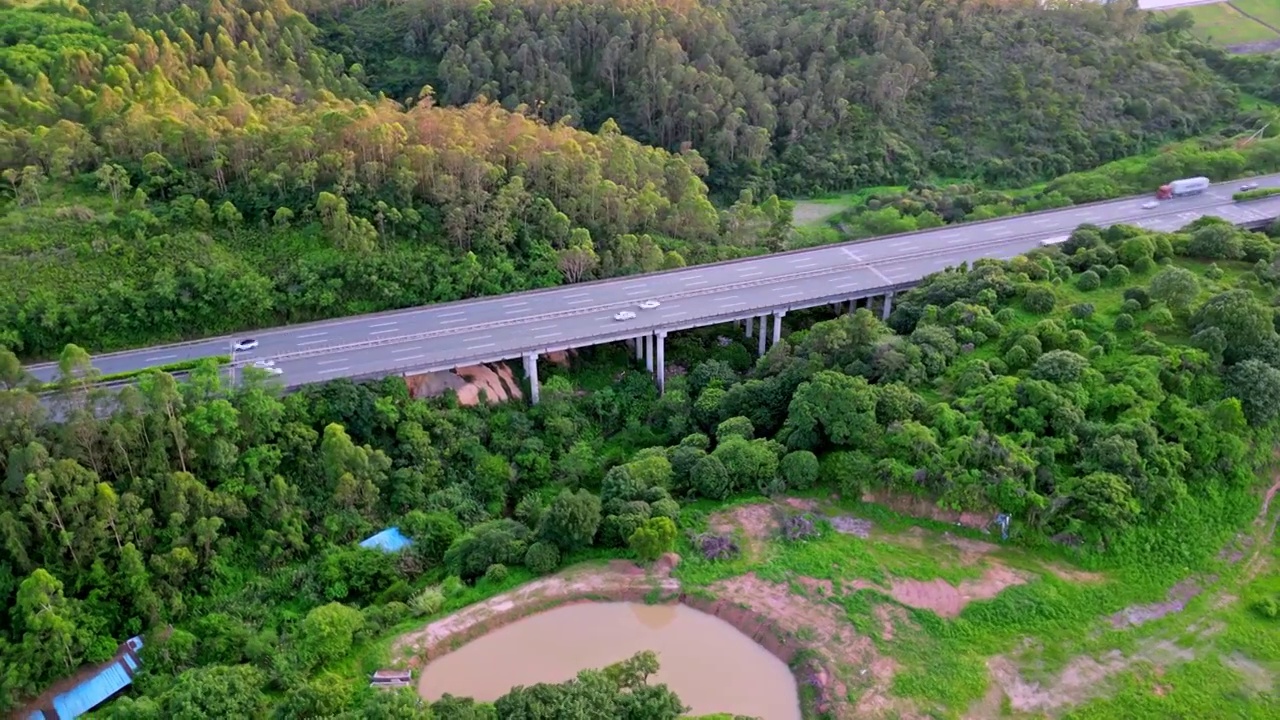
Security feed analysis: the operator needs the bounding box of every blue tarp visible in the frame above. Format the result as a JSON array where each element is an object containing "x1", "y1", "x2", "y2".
[{"x1": 359, "y1": 527, "x2": 413, "y2": 553}]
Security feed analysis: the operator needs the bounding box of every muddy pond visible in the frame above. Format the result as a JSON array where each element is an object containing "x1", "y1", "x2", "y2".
[{"x1": 417, "y1": 601, "x2": 802, "y2": 719}]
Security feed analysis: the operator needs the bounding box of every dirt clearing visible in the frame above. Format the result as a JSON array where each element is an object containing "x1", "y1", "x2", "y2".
[{"x1": 888, "y1": 565, "x2": 1029, "y2": 617}]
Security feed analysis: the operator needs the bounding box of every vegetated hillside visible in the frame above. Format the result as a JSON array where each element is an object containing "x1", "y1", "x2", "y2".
[
  {"x1": 310, "y1": 0, "x2": 1240, "y2": 197},
  {"x1": 4, "y1": 216, "x2": 1280, "y2": 716},
  {"x1": 0, "y1": 0, "x2": 789, "y2": 360}
]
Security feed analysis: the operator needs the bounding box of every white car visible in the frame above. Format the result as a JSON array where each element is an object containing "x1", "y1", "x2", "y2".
[
  {"x1": 1241, "y1": 182, "x2": 1260, "y2": 191},
  {"x1": 1142, "y1": 201, "x2": 1160, "y2": 210},
  {"x1": 252, "y1": 360, "x2": 275, "y2": 368},
  {"x1": 614, "y1": 311, "x2": 637, "y2": 322},
  {"x1": 638, "y1": 300, "x2": 661, "y2": 310},
  {"x1": 233, "y1": 338, "x2": 259, "y2": 352}
]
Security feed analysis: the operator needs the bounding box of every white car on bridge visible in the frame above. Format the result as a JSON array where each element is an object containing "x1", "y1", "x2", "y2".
[
  {"x1": 638, "y1": 300, "x2": 661, "y2": 310},
  {"x1": 614, "y1": 311, "x2": 637, "y2": 321}
]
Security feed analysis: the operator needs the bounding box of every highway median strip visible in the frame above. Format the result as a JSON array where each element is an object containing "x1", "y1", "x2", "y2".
[
  {"x1": 1234, "y1": 188, "x2": 1280, "y2": 202},
  {"x1": 40, "y1": 356, "x2": 231, "y2": 393}
]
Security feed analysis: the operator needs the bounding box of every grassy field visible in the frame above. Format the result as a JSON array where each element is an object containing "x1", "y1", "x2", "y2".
[
  {"x1": 1233, "y1": 0, "x2": 1280, "y2": 29},
  {"x1": 1162, "y1": 2, "x2": 1280, "y2": 47}
]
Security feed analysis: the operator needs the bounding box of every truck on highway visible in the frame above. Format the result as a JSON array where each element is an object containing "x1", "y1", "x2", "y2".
[{"x1": 1155, "y1": 176, "x2": 1210, "y2": 200}]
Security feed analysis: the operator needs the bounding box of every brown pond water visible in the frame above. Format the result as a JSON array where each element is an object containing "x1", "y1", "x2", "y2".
[{"x1": 417, "y1": 601, "x2": 802, "y2": 719}]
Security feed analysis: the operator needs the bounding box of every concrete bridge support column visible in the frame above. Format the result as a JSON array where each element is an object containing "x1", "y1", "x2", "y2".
[
  {"x1": 656, "y1": 331, "x2": 667, "y2": 394},
  {"x1": 848, "y1": 297, "x2": 858, "y2": 314},
  {"x1": 882, "y1": 292, "x2": 894, "y2": 321},
  {"x1": 643, "y1": 334, "x2": 652, "y2": 372},
  {"x1": 758, "y1": 317, "x2": 768, "y2": 356},
  {"x1": 773, "y1": 310, "x2": 786, "y2": 346},
  {"x1": 635, "y1": 337, "x2": 643, "y2": 361},
  {"x1": 523, "y1": 353, "x2": 540, "y2": 405},
  {"x1": 745, "y1": 316, "x2": 754, "y2": 339}
]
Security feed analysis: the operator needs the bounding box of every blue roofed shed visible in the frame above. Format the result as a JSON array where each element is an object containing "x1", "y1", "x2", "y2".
[
  {"x1": 359, "y1": 527, "x2": 413, "y2": 553},
  {"x1": 27, "y1": 636, "x2": 143, "y2": 720}
]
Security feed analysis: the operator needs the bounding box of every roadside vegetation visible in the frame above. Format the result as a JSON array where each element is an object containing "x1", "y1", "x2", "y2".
[{"x1": 5, "y1": 217, "x2": 1280, "y2": 717}]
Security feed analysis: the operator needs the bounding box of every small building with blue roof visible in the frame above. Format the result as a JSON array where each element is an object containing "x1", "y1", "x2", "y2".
[{"x1": 26, "y1": 636, "x2": 143, "y2": 720}]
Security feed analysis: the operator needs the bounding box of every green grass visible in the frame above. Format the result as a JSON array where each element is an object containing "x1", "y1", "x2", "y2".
[
  {"x1": 1233, "y1": 0, "x2": 1280, "y2": 29},
  {"x1": 1163, "y1": 3, "x2": 1279, "y2": 46}
]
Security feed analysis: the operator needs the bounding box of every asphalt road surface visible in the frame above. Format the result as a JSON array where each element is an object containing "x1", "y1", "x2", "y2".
[{"x1": 25, "y1": 175, "x2": 1280, "y2": 388}]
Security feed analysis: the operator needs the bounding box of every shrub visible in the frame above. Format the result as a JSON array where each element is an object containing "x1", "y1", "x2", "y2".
[
  {"x1": 1123, "y1": 287, "x2": 1151, "y2": 308},
  {"x1": 780, "y1": 451, "x2": 820, "y2": 491},
  {"x1": 1205, "y1": 263, "x2": 1224, "y2": 280},
  {"x1": 1114, "y1": 313, "x2": 1135, "y2": 331},
  {"x1": 1024, "y1": 287, "x2": 1056, "y2": 314},
  {"x1": 409, "y1": 587, "x2": 445, "y2": 617},
  {"x1": 484, "y1": 564, "x2": 509, "y2": 584},
  {"x1": 1076, "y1": 270, "x2": 1101, "y2": 291},
  {"x1": 1108, "y1": 264, "x2": 1130, "y2": 286},
  {"x1": 1121, "y1": 298, "x2": 1141, "y2": 313},
  {"x1": 524, "y1": 541, "x2": 561, "y2": 575},
  {"x1": 629, "y1": 517, "x2": 678, "y2": 562},
  {"x1": 693, "y1": 532, "x2": 740, "y2": 561},
  {"x1": 1070, "y1": 303, "x2": 1095, "y2": 319},
  {"x1": 778, "y1": 512, "x2": 820, "y2": 542}
]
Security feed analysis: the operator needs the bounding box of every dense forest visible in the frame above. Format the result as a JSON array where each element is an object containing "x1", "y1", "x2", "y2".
[
  {"x1": 311, "y1": 0, "x2": 1245, "y2": 197},
  {"x1": 0, "y1": 0, "x2": 790, "y2": 359},
  {"x1": 5, "y1": 216, "x2": 1280, "y2": 715}
]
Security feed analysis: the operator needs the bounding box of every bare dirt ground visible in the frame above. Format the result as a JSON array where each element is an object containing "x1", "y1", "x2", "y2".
[
  {"x1": 709, "y1": 573, "x2": 916, "y2": 719},
  {"x1": 790, "y1": 201, "x2": 847, "y2": 227},
  {"x1": 888, "y1": 565, "x2": 1029, "y2": 618}
]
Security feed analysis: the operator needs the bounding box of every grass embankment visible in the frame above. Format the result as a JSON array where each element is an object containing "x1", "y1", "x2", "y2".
[{"x1": 1163, "y1": 2, "x2": 1280, "y2": 47}]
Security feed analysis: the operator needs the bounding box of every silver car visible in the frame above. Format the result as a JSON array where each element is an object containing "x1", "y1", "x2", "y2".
[
  {"x1": 1142, "y1": 201, "x2": 1160, "y2": 210},
  {"x1": 614, "y1": 311, "x2": 637, "y2": 322}
]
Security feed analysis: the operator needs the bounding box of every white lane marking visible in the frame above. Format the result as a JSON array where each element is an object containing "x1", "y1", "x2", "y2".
[
  {"x1": 568, "y1": 298, "x2": 594, "y2": 305},
  {"x1": 318, "y1": 358, "x2": 347, "y2": 365},
  {"x1": 297, "y1": 332, "x2": 328, "y2": 339},
  {"x1": 787, "y1": 257, "x2": 813, "y2": 264},
  {"x1": 370, "y1": 321, "x2": 398, "y2": 328},
  {"x1": 683, "y1": 273, "x2": 704, "y2": 279},
  {"x1": 439, "y1": 310, "x2": 466, "y2": 318},
  {"x1": 719, "y1": 295, "x2": 740, "y2": 301},
  {"x1": 145, "y1": 354, "x2": 177, "y2": 362},
  {"x1": 841, "y1": 248, "x2": 864, "y2": 261},
  {"x1": 739, "y1": 271, "x2": 764, "y2": 278},
  {"x1": 888, "y1": 240, "x2": 913, "y2": 249},
  {"x1": 946, "y1": 236, "x2": 970, "y2": 245},
  {"x1": 564, "y1": 292, "x2": 589, "y2": 299},
  {"x1": 370, "y1": 329, "x2": 399, "y2": 335},
  {"x1": 868, "y1": 266, "x2": 893, "y2": 284},
  {"x1": 834, "y1": 281, "x2": 864, "y2": 290},
  {"x1": 467, "y1": 343, "x2": 496, "y2": 350},
  {"x1": 623, "y1": 282, "x2": 649, "y2": 289},
  {"x1": 504, "y1": 307, "x2": 530, "y2": 314},
  {"x1": 791, "y1": 261, "x2": 818, "y2": 269},
  {"x1": 626, "y1": 290, "x2": 648, "y2": 296},
  {"x1": 440, "y1": 318, "x2": 468, "y2": 325},
  {"x1": 779, "y1": 291, "x2": 804, "y2": 298},
  {"x1": 319, "y1": 366, "x2": 350, "y2": 374},
  {"x1": 661, "y1": 311, "x2": 687, "y2": 319},
  {"x1": 298, "y1": 340, "x2": 329, "y2": 346},
  {"x1": 685, "y1": 280, "x2": 708, "y2": 286},
  {"x1": 393, "y1": 354, "x2": 425, "y2": 362},
  {"x1": 503, "y1": 301, "x2": 529, "y2": 308},
  {"x1": 721, "y1": 301, "x2": 746, "y2": 308},
  {"x1": 534, "y1": 332, "x2": 561, "y2": 339},
  {"x1": 391, "y1": 346, "x2": 423, "y2": 354},
  {"x1": 531, "y1": 325, "x2": 558, "y2": 331}
]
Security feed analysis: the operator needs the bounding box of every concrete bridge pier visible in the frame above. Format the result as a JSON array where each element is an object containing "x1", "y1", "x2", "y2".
[
  {"x1": 882, "y1": 292, "x2": 894, "y2": 320},
  {"x1": 745, "y1": 316, "x2": 755, "y2": 339},
  {"x1": 643, "y1": 334, "x2": 653, "y2": 372},
  {"x1": 773, "y1": 310, "x2": 786, "y2": 346},
  {"x1": 523, "y1": 353, "x2": 540, "y2": 405},
  {"x1": 655, "y1": 331, "x2": 667, "y2": 394}
]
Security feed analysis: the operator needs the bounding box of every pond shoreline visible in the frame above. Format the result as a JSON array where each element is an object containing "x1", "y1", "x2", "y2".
[{"x1": 390, "y1": 555, "x2": 822, "y2": 715}]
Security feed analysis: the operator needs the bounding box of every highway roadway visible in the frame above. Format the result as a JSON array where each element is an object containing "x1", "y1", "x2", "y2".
[{"x1": 23, "y1": 175, "x2": 1280, "y2": 388}]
